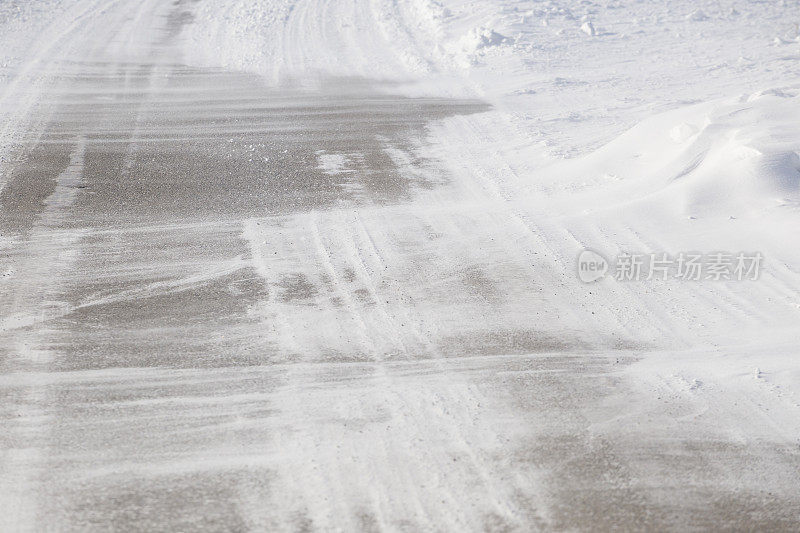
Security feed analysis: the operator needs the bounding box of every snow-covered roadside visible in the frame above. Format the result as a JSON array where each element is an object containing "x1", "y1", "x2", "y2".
[
  {"x1": 417, "y1": 1, "x2": 800, "y2": 433},
  {"x1": 427, "y1": 85, "x2": 800, "y2": 435},
  {"x1": 0, "y1": 0, "x2": 109, "y2": 187},
  {"x1": 181, "y1": 0, "x2": 800, "y2": 426}
]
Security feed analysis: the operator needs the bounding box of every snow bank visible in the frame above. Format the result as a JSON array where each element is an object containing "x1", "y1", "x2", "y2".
[{"x1": 536, "y1": 87, "x2": 800, "y2": 219}]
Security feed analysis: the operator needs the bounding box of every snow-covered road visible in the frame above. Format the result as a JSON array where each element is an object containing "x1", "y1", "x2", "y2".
[{"x1": 1, "y1": 0, "x2": 800, "y2": 530}]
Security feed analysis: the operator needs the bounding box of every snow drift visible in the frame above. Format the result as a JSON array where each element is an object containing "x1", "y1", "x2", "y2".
[{"x1": 536, "y1": 87, "x2": 800, "y2": 219}]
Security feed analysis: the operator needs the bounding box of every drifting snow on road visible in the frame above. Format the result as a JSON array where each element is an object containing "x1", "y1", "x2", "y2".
[{"x1": 1, "y1": 0, "x2": 800, "y2": 530}]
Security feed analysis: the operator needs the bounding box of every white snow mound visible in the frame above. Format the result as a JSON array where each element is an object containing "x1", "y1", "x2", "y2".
[
  {"x1": 456, "y1": 27, "x2": 508, "y2": 51},
  {"x1": 536, "y1": 87, "x2": 800, "y2": 218}
]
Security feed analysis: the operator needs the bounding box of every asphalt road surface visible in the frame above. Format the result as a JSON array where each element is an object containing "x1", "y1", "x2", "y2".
[{"x1": 1, "y1": 2, "x2": 799, "y2": 531}]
